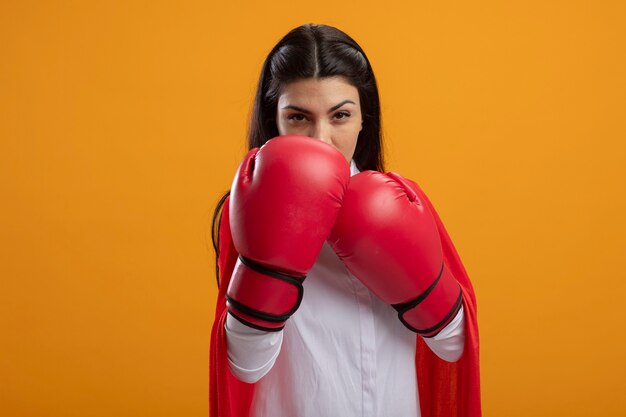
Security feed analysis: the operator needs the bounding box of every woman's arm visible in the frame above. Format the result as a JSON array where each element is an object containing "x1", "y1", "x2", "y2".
[
  {"x1": 225, "y1": 313, "x2": 284, "y2": 383},
  {"x1": 422, "y1": 305, "x2": 466, "y2": 362}
]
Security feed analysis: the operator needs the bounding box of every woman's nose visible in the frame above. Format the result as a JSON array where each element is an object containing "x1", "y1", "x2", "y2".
[{"x1": 311, "y1": 123, "x2": 332, "y2": 145}]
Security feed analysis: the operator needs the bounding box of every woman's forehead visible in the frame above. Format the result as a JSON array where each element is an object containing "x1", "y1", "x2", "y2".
[{"x1": 278, "y1": 77, "x2": 359, "y2": 106}]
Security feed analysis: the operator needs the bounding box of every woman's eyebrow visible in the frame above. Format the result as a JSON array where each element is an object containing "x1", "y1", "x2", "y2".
[
  {"x1": 281, "y1": 100, "x2": 356, "y2": 114},
  {"x1": 281, "y1": 105, "x2": 311, "y2": 114},
  {"x1": 329, "y1": 100, "x2": 355, "y2": 112}
]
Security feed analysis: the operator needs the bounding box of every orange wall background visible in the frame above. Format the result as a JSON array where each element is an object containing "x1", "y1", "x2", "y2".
[{"x1": 2, "y1": 1, "x2": 625, "y2": 416}]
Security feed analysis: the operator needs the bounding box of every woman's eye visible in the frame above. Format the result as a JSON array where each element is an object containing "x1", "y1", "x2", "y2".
[
  {"x1": 334, "y1": 111, "x2": 351, "y2": 119},
  {"x1": 288, "y1": 114, "x2": 307, "y2": 121}
]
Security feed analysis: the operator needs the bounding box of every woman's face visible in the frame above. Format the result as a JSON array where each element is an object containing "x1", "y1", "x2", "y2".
[{"x1": 276, "y1": 76, "x2": 362, "y2": 162}]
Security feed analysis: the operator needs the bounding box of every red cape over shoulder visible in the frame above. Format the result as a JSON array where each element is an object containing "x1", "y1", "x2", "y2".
[{"x1": 209, "y1": 183, "x2": 481, "y2": 417}]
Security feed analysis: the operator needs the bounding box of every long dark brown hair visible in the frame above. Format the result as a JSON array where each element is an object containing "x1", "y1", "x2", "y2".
[{"x1": 211, "y1": 24, "x2": 385, "y2": 287}]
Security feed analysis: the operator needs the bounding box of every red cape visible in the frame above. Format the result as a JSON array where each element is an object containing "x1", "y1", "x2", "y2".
[{"x1": 209, "y1": 182, "x2": 481, "y2": 417}]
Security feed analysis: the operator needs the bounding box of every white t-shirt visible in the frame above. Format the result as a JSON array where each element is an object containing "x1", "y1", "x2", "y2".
[{"x1": 225, "y1": 161, "x2": 466, "y2": 417}]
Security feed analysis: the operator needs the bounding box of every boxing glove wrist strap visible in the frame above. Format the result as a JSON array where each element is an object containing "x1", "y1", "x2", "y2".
[
  {"x1": 391, "y1": 262, "x2": 464, "y2": 337},
  {"x1": 238, "y1": 255, "x2": 306, "y2": 283},
  {"x1": 391, "y1": 263, "x2": 446, "y2": 312},
  {"x1": 226, "y1": 256, "x2": 305, "y2": 331},
  {"x1": 226, "y1": 310, "x2": 286, "y2": 332},
  {"x1": 399, "y1": 290, "x2": 463, "y2": 337}
]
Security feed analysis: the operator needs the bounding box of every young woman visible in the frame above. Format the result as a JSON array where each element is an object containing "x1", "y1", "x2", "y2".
[{"x1": 209, "y1": 24, "x2": 481, "y2": 417}]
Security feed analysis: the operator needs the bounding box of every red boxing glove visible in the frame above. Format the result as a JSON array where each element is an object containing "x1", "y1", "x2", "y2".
[
  {"x1": 328, "y1": 171, "x2": 463, "y2": 337},
  {"x1": 227, "y1": 135, "x2": 350, "y2": 331}
]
